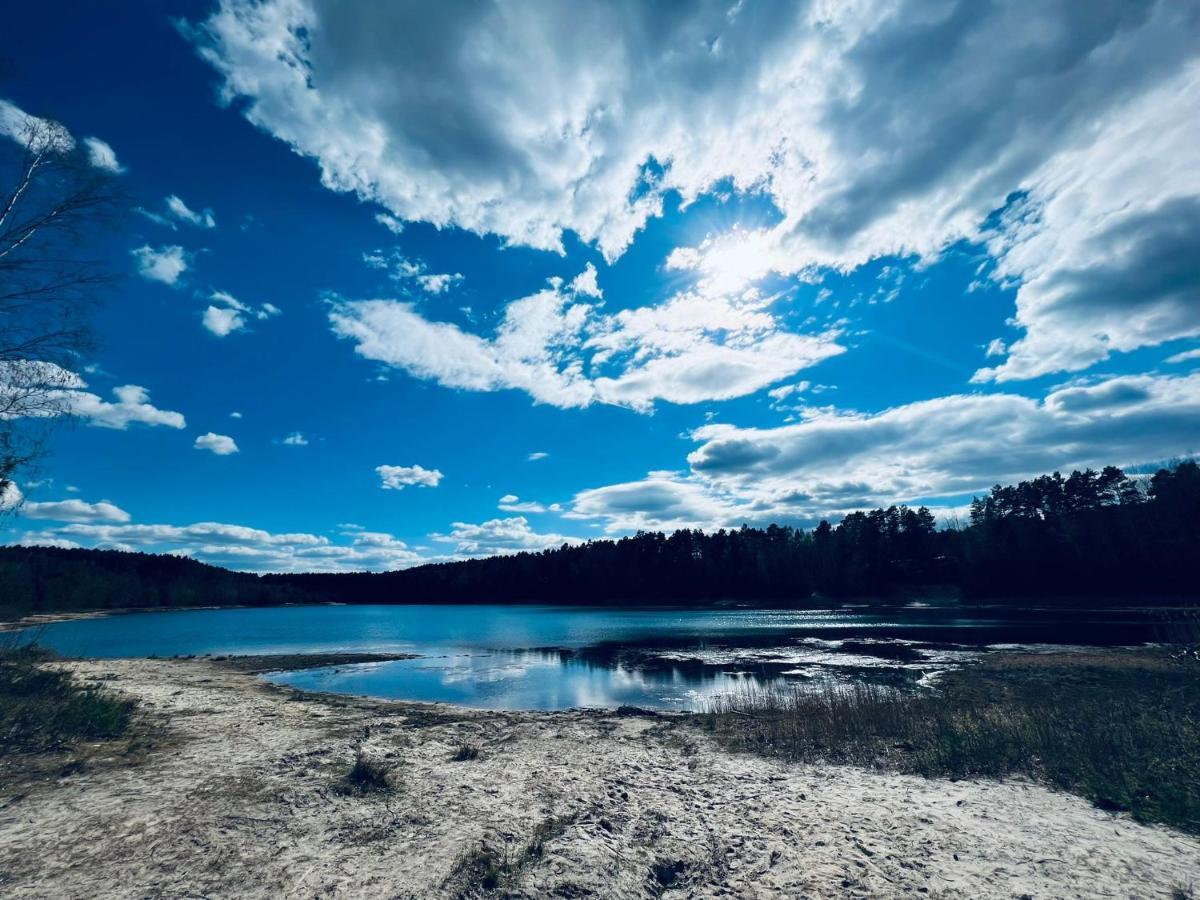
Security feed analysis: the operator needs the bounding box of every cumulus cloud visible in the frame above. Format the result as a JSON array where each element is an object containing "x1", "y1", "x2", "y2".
[
  {"x1": 68, "y1": 384, "x2": 186, "y2": 430},
  {"x1": 1, "y1": 363, "x2": 185, "y2": 431},
  {"x1": 21, "y1": 498, "x2": 131, "y2": 524},
  {"x1": 12, "y1": 518, "x2": 426, "y2": 573},
  {"x1": 132, "y1": 245, "x2": 188, "y2": 285},
  {"x1": 202, "y1": 304, "x2": 243, "y2": 336},
  {"x1": 569, "y1": 263, "x2": 602, "y2": 299},
  {"x1": 202, "y1": 290, "x2": 281, "y2": 336},
  {"x1": 189, "y1": 0, "x2": 1200, "y2": 381},
  {"x1": 527, "y1": 451, "x2": 548, "y2": 461},
  {"x1": 330, "y1": 274, "x2": 842, "y2": 410},
  {"x1": 376, "y1": 463, "x2": 443, "y2": 490},
  {"x1": 569, "y1": 372, "x2": 1200, "y2": 531},
  {"x1": 431, "y1": 516, "x2": 578, "y2": 556},
  {"x1": 82, "y1": 137, "x2": 124, "y2": 173},
  {"x1": 569, "y1": 474, "x2": 742, "y2": 534},
  {"x1": 281, "y1": 432, "x2": 308, "y2": 446},
  {"x1": 194, "y1": 432, "x2": 239, "y2": 455}
]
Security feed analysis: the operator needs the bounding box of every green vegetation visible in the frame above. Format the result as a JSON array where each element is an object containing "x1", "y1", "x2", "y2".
[
  {"x1": 2, "y1": 461, "x2": 1197, "y2": 614},
  {"x1": 702, "y1": 648, "x2": 1200, "y2": 833},
  {"x1": 0, "y1": 545, "x2": 305, "y2": 618},
  {"x1": 0, "y1": 638, "x2": 134, "y2": 753}
]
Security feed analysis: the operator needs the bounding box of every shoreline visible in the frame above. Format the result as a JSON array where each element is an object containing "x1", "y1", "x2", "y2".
[
  {"x1": 1, "y1": 656, "x2": 1197, "y2": 898},
  {"x1": 4, "y1": 595, "x2": 1197, "y2": 634}
]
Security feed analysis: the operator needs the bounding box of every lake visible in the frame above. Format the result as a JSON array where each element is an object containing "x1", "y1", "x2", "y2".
[{"x1": 22, "y1": 603, "x2": 1173, "y2": 711}]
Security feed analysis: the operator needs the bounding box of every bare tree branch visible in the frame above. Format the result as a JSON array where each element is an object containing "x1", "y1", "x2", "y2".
[{"x1": 0, "y1": 115, "x2": 120, "y2": 504}]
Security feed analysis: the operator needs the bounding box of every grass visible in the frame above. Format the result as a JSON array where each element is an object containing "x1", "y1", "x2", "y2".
[
  {"x1": 701, "y1": 648, "x2": 1200, "y2": 833},
  {"x1": 450, "y1": 741, "x2": 480, "y2": 761},
  {"x1": 0, "y1": 637, "x2": 134, "y2": 754},
  {"x1": 443, "y1": 812, "x2": 578, "y2": 897},
  {"x1": 334, "y1": 750, "x2": 394, "y2": 795}
]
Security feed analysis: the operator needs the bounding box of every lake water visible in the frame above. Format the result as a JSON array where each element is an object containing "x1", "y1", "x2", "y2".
[{"x1": 23, "y1": 603, "x2": 1171, "y2": 711}]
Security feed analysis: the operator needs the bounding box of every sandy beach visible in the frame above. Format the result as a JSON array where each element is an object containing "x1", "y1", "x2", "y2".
[{"x1": 1, "y1": 657, "x2": 1197, "y2": 899}]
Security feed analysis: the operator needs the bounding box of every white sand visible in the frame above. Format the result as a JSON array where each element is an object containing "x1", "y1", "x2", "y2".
[{"x1": 1, "y1": 658, "x2": 1197, "y2": 898}]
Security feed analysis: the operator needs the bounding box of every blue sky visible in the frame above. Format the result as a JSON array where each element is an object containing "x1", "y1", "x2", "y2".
[{"x1": 1, "y1": 0, "x2": 1198, "y2": 571}]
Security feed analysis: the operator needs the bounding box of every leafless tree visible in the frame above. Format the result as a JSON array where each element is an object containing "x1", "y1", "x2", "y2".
[{"x1": 0, "y1": 114, "x2": 119, "y2": 507}]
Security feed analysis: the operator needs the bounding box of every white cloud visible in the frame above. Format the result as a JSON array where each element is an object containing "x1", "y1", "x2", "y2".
[
  {"x1": 330, "y1": 276, "x2": 843, "y2": 411},
  {"x1": 203, "y1": 290, "x2": 281, "y2": 336},
  {"x1": 363, "y1": 248, "x2": 463, "y2": 295},
  {"x1": 22, "y1": 498, "x2": 131, "y2": 524},
  {"x1": 230, "y1": 411, "x2": 243, "y2": 418},
  {"x1": 165, "y1": 194, "x2": 216, "y2": 228},
  {"x1": 2, "y1": 366, "x2": 182, "y2": 431},
  {"x1": 82, "y1": 137, "x2": 124, "y2": 173},
  {"x1": 0, "y1": 99, "x2": 73, "y2": 153},
  {"x1": 376, "y1": 463, "x2": 442, "y2": 490},
  {"x1": 12, "y1": 518, "x2": 426, "y2": 573},
  {"x1": 132, "y1": 245, "x2": 188, "y2": 285},
  {"x1": 431, "y1": 516, "x2": 578, "y2": 556},
  {"x1": 416, "y1": 272, "x2": 462, "y2": 295},
  {"x1": 1166, "y1": 348, "x2": 1200, "y2": 364},
  {"x1": 190, "y1": 1, "x2": 1200, "y2": 381},
  {"x1": 0, "y1": 481, "x2": 23, "y2": 512},
  {"x1": 527, "y1": 451, "x2": 548, "y2": 461},
  {"x1": 1, "y1": 101, "x2": 125, "y2": 175},
  {"x1": 68, "y1": 384, "x2": 186, "y2": 430},
  {"x1": 202, "y1": 304, "x2": 244, "y2": 336},
  {"x1": 375, "y1": 212, "x2": 405, "y2": 234},
  {"x1": 497, "y1": 494, "x2": 546, "y2": 514},
  {"x1": 569, "y1": 262, "x2": 602, "y2": 299},
  {"x1": 194, "y1": 432, "x2": 239, "y2": 455},
  {"x1": 282, "y1": 432, "x2": 308, "y2": 446},
  {"x1": 568, "y1": 371, "x2": 1200, "y2": 532}
]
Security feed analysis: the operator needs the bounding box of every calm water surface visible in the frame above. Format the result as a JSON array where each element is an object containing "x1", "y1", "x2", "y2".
[{"x1": 25, "y1": 603, "x2": 1168, "y2": 711}]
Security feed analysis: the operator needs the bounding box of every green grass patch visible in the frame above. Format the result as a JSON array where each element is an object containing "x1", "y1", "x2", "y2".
[
  {"x1": 701, "y1": 649, "x2": 1200, "y2": 833},
  {"x1": 0, "y1": 640, "x2": 134, "y2": 754}
]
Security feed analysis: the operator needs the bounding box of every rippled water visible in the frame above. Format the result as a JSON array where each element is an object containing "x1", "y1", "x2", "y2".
[{"x1": 25, "y1": 603, "x2": 1169, "y2": 710}]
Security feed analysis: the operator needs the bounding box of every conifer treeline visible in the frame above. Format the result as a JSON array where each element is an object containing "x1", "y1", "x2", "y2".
[{"x1": 1, "y1": 461, "x2": 1196, "y2": 615}]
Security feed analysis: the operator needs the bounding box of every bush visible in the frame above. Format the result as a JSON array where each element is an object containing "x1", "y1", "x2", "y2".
[{"x1": 0, "y1": 638, "x2": 134, "y2": 753}]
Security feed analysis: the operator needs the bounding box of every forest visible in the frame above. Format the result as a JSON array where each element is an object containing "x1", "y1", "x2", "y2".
[{"x1": 1, "y1": 461, "x2": 1197, "y2": 616}]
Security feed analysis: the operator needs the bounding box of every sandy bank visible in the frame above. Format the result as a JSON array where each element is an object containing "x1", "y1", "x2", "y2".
[{"x1": 0, "y1": 658, "x2": 1197, "y2": 898}]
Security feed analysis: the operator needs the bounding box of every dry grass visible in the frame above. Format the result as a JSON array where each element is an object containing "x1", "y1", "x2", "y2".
[
  {"x1": 0, "y1": 638, "x2": 134, "y2": 755},
  {"x1": 450, "y1": 741, "x2": 480, "y2": 762},
  {"x1": 334, "y1": 750, "x2": 394, "y2": 796},
  {"x1": 702, "y1": 649, "x2": 1200, "y2": 833},
  {"x1": 443, "y1": 812, "x2": 578, "y2": 897}
]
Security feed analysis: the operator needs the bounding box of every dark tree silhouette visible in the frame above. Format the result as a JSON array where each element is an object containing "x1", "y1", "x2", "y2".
[{"x1": 2, "y1": 461, "x2": 1197, "y2": 616}]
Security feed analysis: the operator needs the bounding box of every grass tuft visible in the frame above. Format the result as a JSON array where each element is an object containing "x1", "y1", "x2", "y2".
[
  {"x1": 451, "y1": 741, "x2": 480, "y2": 762},
  {"x1": 334, "y1": 750, "x2": 393, "y2": 795}
]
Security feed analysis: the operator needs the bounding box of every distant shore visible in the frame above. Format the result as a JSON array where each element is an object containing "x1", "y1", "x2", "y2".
[{"x1": 1, "y1": 654, "x2": 1197, "y2": 897}]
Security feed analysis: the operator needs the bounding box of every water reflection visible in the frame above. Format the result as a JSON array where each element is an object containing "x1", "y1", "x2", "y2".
[{"x1": 25, "y1": 602, "x2": 1182, "y2": 711}]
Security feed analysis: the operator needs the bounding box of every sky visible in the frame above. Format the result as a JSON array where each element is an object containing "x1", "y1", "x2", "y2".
[{"x1": 0, "y1": 0, "x2": 1198, "y2": 572}]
